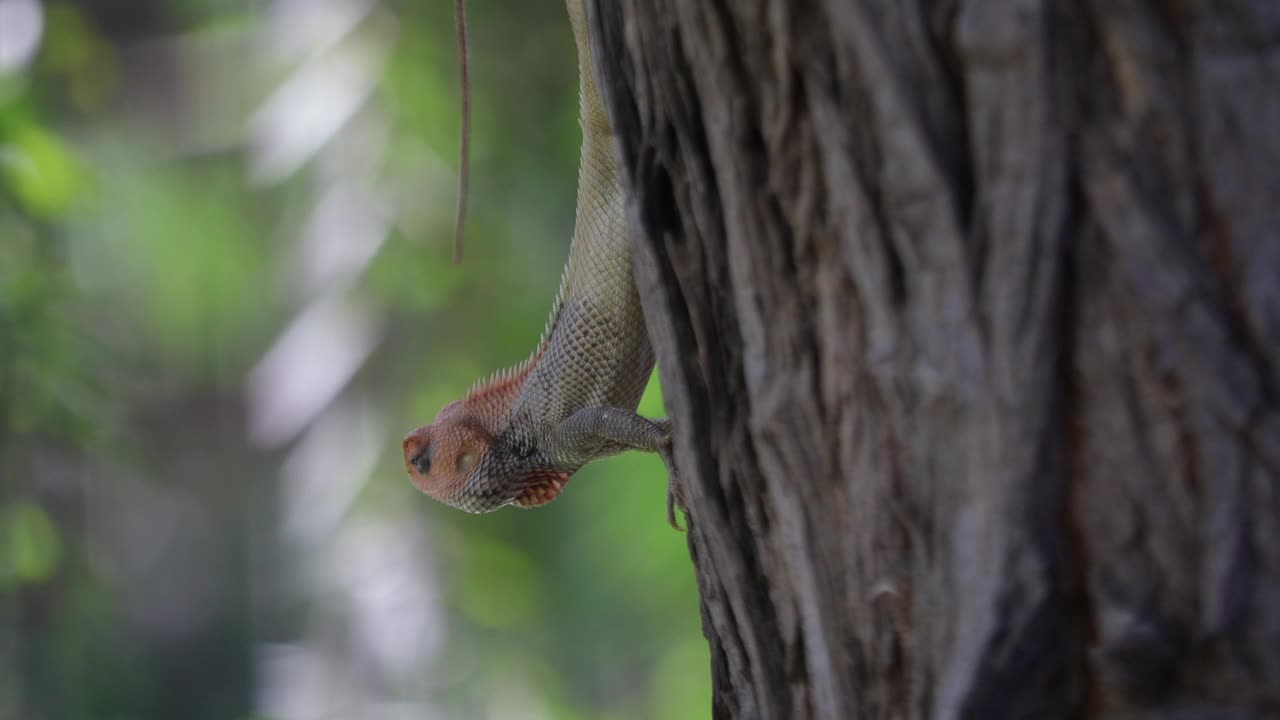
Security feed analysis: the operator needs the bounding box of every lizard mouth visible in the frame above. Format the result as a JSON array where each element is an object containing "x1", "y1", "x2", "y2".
[{"x1": 512, "y1": 471, "x2": 570, "y2": 508}]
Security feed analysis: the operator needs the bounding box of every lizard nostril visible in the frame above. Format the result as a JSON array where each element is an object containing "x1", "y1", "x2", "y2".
[{"x1": 402, "y1": 430, "x2": 431, "y2": 474}]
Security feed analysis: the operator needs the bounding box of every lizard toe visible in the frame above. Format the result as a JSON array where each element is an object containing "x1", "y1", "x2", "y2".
[{"x1": 665, "y1": 469, "x2": 686, "y2": 532}]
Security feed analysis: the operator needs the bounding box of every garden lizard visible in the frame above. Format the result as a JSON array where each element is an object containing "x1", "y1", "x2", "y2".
[{"x1": 402, "y1": 0, "x2": 683, "y2": 527}]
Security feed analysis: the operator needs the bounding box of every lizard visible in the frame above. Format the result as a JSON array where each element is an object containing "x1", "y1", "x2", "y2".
[{"x1": 401, "y1": 0, "x2": 684, "y2": 528}]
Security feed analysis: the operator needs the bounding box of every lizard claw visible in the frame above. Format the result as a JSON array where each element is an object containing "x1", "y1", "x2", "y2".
[
  {"x1": 660, "y1": 441, "x2": 686, "y2": 531},
  {"x1": 666, "y1": 477, "x2": 686, "y2": 531}
]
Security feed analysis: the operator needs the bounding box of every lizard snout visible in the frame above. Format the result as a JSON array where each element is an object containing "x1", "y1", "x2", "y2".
[{"x1": 402, "y1": 427, "x2": 431, "y2": 476}]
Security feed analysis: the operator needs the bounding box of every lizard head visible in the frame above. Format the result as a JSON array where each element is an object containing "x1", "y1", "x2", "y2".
[
  {"x1": 402, "y1": 400, "x2": 495, "y2": 512},
  {"x1": 402, "y1": 399, "x2": 571, "y2": 513}
]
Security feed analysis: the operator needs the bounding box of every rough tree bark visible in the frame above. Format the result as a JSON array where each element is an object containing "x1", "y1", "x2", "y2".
[{"x1": 590, "y1": 1, "x2": 1280, "y2": 718}]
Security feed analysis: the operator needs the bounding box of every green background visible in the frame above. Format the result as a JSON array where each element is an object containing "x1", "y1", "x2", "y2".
[{"x1": 0, "y1": 1, "x2": 707, "y2": 718}]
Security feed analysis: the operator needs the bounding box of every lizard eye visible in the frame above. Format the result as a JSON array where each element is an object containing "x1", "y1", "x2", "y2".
[{"x1": 456, "y1": 450, "x2": 477, "y2": 474}]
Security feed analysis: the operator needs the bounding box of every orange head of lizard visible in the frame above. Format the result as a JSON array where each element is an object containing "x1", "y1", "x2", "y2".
[
  {"x1": 402, "y1": 400, "x2": 570, "y2": 513},
  {"x1": 402, "y1": 401, "x2": 492, "y2": 510}
]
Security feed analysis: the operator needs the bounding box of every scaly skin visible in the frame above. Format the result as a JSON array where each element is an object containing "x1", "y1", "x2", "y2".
[{"x1": 402, "y1": 0, "x2": 682, "y2": 527}]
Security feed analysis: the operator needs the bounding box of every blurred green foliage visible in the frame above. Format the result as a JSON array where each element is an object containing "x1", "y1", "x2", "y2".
[
  {"x1": 0, "y1": 501, "x2": 61, "y2": 587},
  {"x1": 0, "y1": 1, "x2": 707, "y2": 719}
]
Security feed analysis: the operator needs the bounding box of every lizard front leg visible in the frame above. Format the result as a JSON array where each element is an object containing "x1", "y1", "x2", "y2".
[{"x1": 548, "y1": 408, "x2": 685, "y2": 529}]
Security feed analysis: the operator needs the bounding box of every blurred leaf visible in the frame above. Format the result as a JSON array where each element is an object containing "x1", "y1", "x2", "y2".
[
  {"x1": 0, "y1": 122, "x2": 86, "y2": 217},
  {"x1": 0, "y1": 501, "x2": 62, "y2": 588}
]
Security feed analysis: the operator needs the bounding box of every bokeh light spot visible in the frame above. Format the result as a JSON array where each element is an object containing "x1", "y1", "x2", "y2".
[{"x1": 0, "y1": 0, "x2": 43, "y2": 72}]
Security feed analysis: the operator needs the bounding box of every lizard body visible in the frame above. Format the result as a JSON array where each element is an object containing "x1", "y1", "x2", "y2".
[{"x1": 402, "y1": 0, "x2": 681, "y2": 527}]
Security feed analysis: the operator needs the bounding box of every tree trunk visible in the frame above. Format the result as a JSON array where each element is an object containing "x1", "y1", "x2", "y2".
[{"x1": 590, "y1": 1, "x2": 1280, "y2": 718}]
